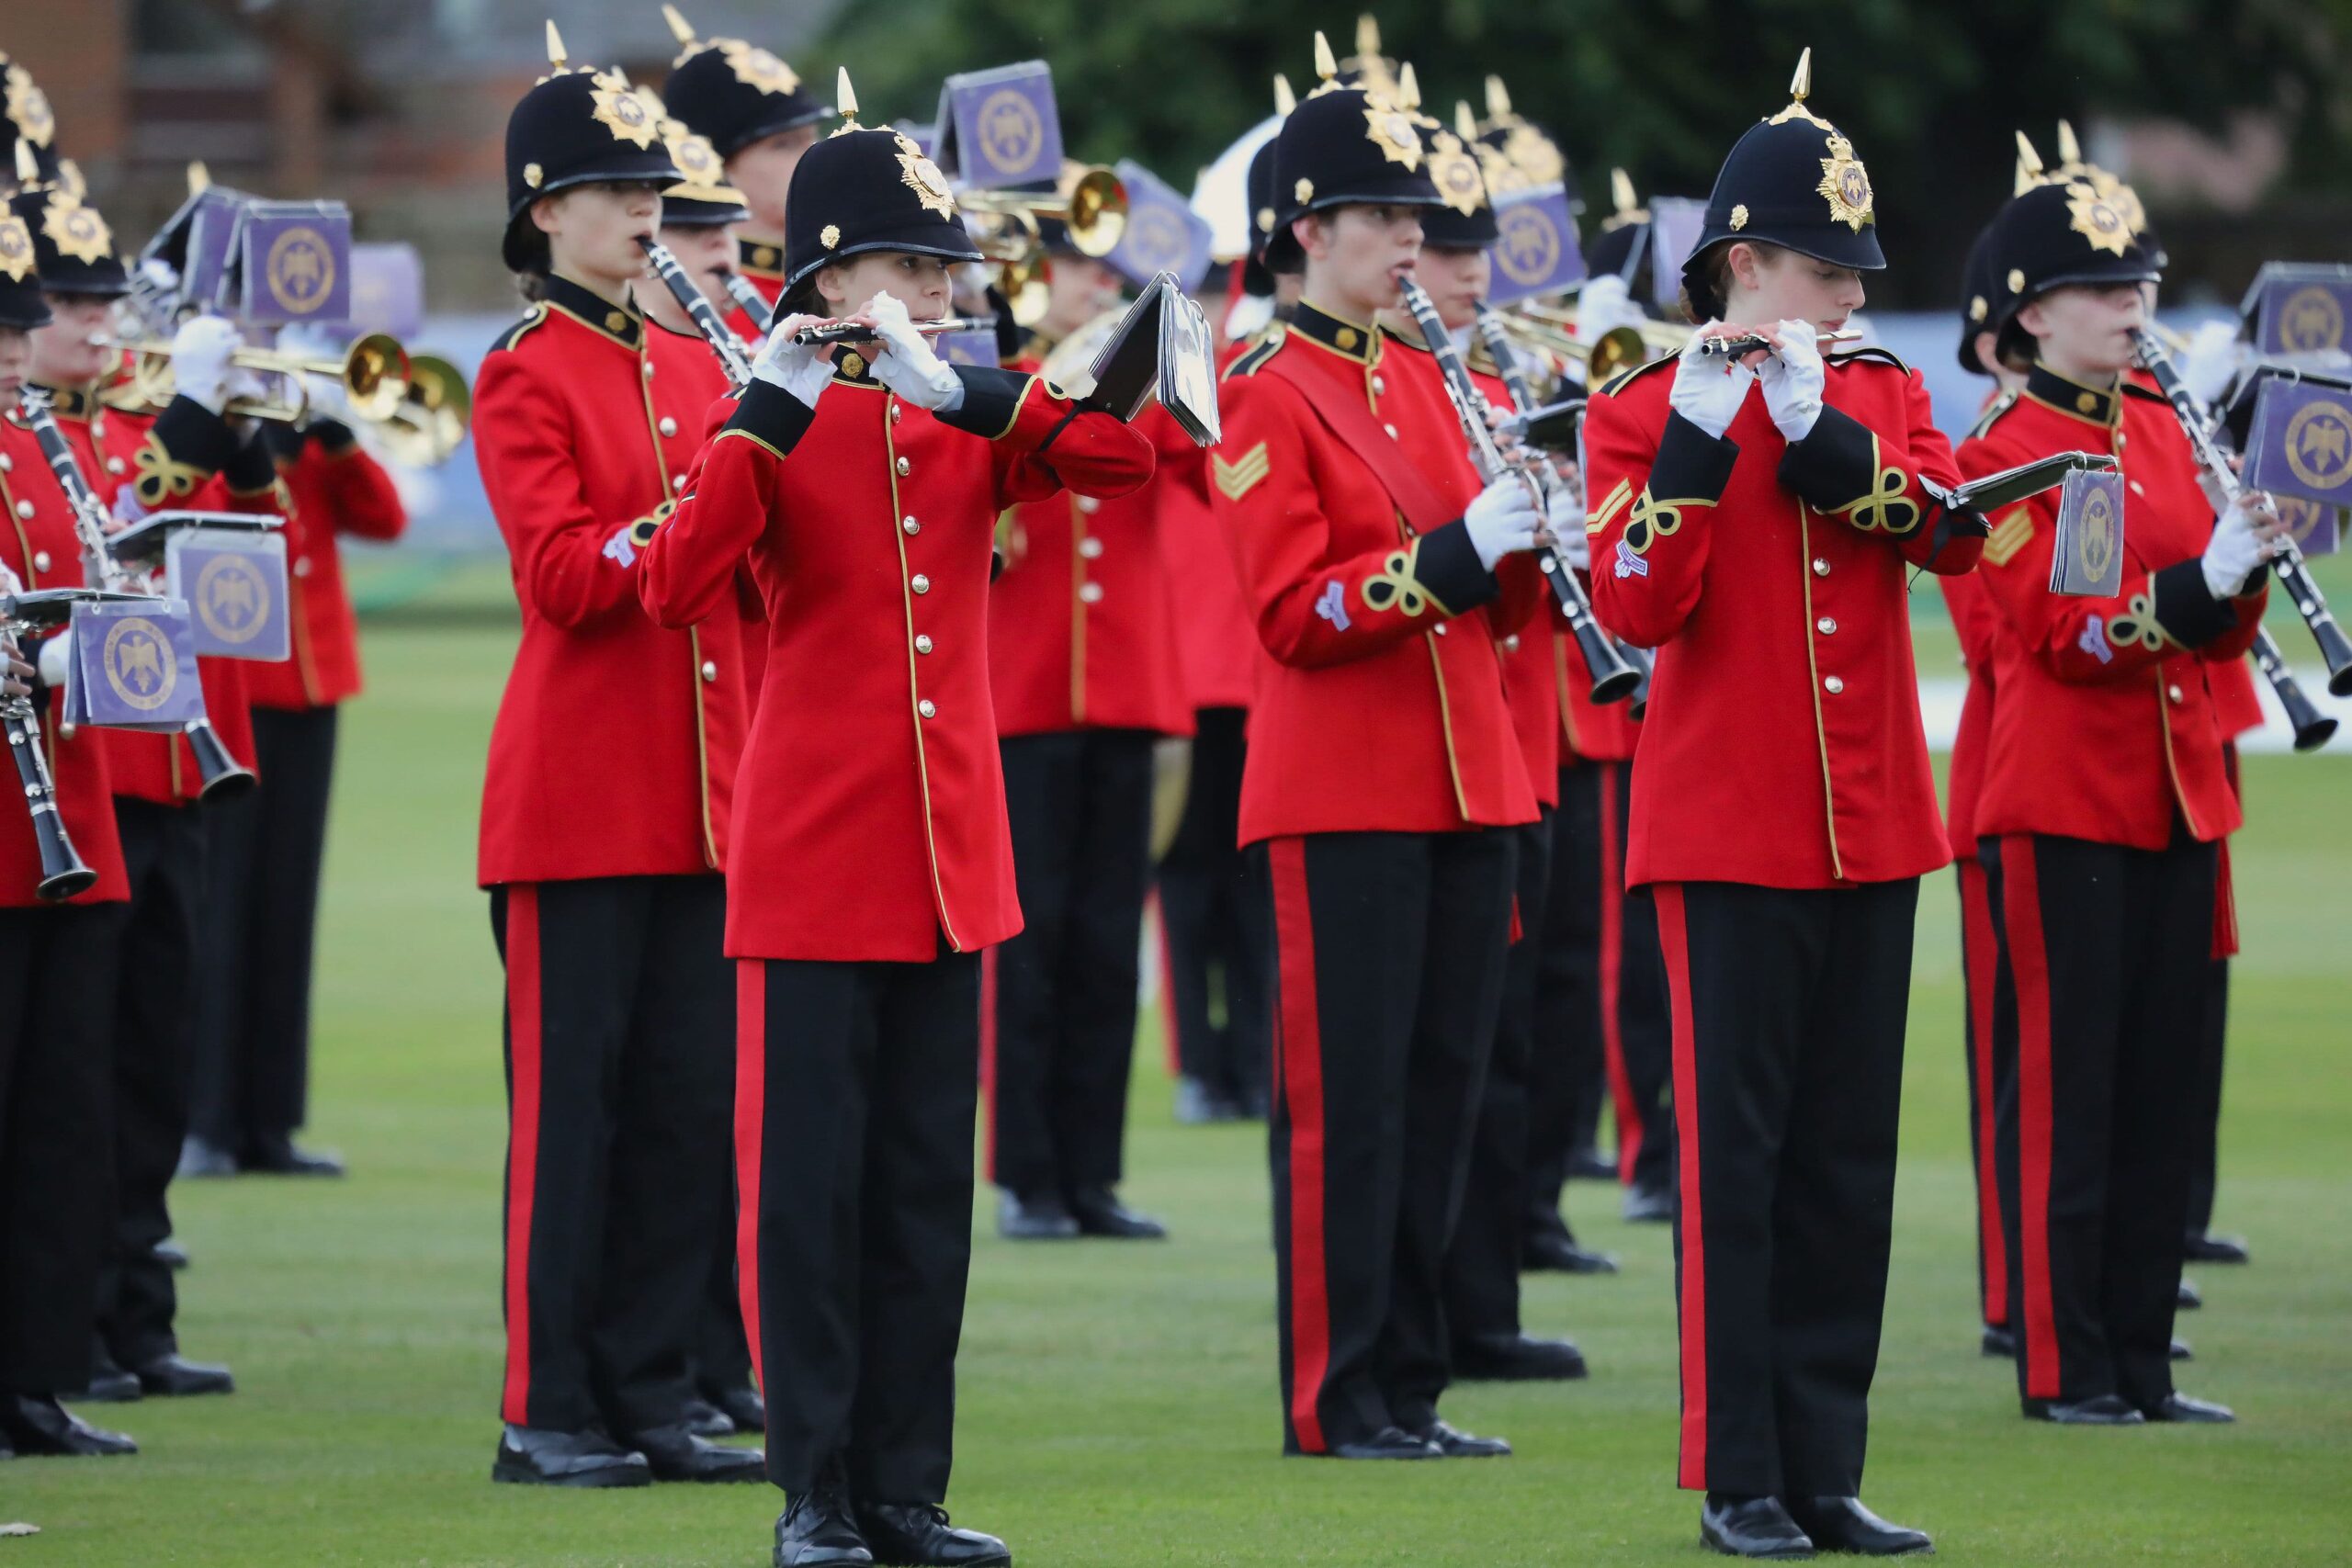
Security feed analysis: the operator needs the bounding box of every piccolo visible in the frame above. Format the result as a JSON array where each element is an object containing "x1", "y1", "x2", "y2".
[
  {"x1": 1695, "y1": 327, "x2": 1865, "y2": 358},
  {"x1": 790, "y1": 315, "x2": 995, "y2": 347},
  {"x1": 637, "y1": 235, "x2": 755, "y2": 387}
]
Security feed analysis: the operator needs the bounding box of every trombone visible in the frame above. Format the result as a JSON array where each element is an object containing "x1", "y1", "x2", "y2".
[
  {"x1": 372, "y1": 354, "x2": 471, "y2": 468},
  {"x1": 1487, "y1": 307, "x2": 1665, "y2": 386},
  {"x1": 104, "y1": 332, "x2": 413, "y2": 425},
  {"x1": 956, "y1": 165, "x2": 1129, "y2": 260}
]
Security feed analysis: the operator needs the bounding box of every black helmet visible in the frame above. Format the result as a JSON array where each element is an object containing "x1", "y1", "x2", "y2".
[
  {"x1": 657, "y1": 121, "x2": 752, "y2": 229},
  {"x1": 8, "y1": 153, "x2": 130, "y2": 298},
  {"x1": 0, "y1": 209, "x2": 51, "y2": 330},
  {"x1": 1420, "y1": 104, "x2": 1498, "y2": 251},
  {"x1": 1983, "y1": 175, "x2": 2161, "y2": 369},
  {"x1": 502, "y1": 25, "x2": 682, "y2": 271},
  {"x1": 780, "y1": 75, "x2": 980, "y2": 293},
  {"x1": 1955, "y1": 220, "x2": 2002, "y2": 375},
  {"x1": 657, "y1": 4, "x2": 830, "y2": 160},
  {"x1": 1264, "y1": 34, "x2": 1442, "y2": 274}
]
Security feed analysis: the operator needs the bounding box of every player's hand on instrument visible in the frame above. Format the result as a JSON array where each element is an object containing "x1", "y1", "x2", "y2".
[
  {"x1": 753, "y1": 313, "x2": 838, "y2": 408},
  {"x1": 2202, "y1": 490, "x2": 2285, "y2": 598},
  {"x1": 1464, "y1": 474, "x2": 1543, "y2": 570},
  {"x1": 1576, "y1": 274, "x2": 1647, "y2": 343},
  {"x1": 864, "y1": 294, "x2": 962, "y2": 412},
  {"x1": 3, "y1": 650, "x2": 31, "y2": 702},
  {"x1": 168, "y1": 314, "x2": 246, "y2": 416},
  {"x1": 1755, "y1": 318, "x2": 1826, "y2": 441},
  {"x1": 1542, "y1": 486, "x2": 1592, "y2": 571},
  {"x1": 1671, "y1": 324, "x2": 1757, "y2": 439},
  {"x1": 34, "y1": 627, "x2": 70, "y2": 690}
]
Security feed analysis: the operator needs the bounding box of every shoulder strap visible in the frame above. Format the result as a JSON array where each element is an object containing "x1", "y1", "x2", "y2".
[{"x1": 1260, "y1": 351, "x2": 1465, "y2": 536}]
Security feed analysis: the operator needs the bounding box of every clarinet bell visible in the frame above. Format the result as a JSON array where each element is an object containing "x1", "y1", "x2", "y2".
[{"x1": 187, "y1": 718, "x2": 257, "y2": 800}]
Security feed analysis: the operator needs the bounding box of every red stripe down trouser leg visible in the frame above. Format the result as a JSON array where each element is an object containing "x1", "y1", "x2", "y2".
[{"x1": 1652, "y1": 878, "x2": 1917, "y2": 1496}]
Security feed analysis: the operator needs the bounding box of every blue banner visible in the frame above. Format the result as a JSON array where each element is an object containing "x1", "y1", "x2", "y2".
[
  {"x1": 66, "y1": 597, "x2": 206, "y2": 730},
  {"x1": 1107, "y1": 161, "x2": 1214, "y2": 295},
  {"x1": 936, "y1": 62, "x2": 1061, "y2": 190},
  {"x1": 2245, "y1": 374, "x2": 2352, "y2": 513},
  {"x1": 2241, "y1": 264, "x2": 2352, "y2": 358},
  {"x1": 1647, "y1": 197, "x2": 1708, "y2": 312},
  {"x1": 239, "y1": 202, "x2": 353, "y2": 327},
  {"x1": 1485, "y1": 185, "x2": 1586, "y2": 308},
  {"x1": 166, "y1": 527, "x2": 289, "y2": 661}
]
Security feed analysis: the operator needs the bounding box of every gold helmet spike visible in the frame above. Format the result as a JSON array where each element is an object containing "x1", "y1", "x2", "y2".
[
  {"x1": 1455, "y1": 101, "x2": 1478, "y2": 142},
  {"x1": 57, "y1": 158, "x2": 85, "y2": 198},
  {"x1": 2055, "y1": 118, "x2": 2083, "y2": 168},
  {"x1": 1485, "y1": 75, "x2": 1511, "y2": 121},
  {"x1": 1789, "y1": 47, "x2": 1811, "y2": 104},
  {"x1": 545, "y1": 19, "x2": 568, "y2": 71},
  {"x1": 835, "y1": 67, "x2": 859, "y2": 126},
  {"x1": 1397, "y1": 62, "x2": 1420, "y2": 112},
  {"x1": 12, "y1": 140, "x2": 37, "y2": 188},
  {"x1": 1313, "y1": 30, "x2": 1338, "y2": 84},
  {"x1": 1611, "y1": 167, "x2": 1638, "y2": 217},
  {"x1": 188, "y1": 160, "x2": 211, "y2": 194},
  {"x1": 661, "y1": 4, "x2": 697, "y2": 47},
  {"x1": 1356, "y1": 14, "x2": 1382, "y2": 58},
  {"x1": 1272, "y1": 73, "x2": 1295, "y2": 117}
]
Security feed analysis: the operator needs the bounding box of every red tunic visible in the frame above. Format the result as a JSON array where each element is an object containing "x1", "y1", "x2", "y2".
[
  {"x1": 1209, "y1": 307, "x2": 1542, "y2": 846},
  {"x1": 1939, "y1": 567, "x2": 2002, "y2": 863},
  {"x1": 1956, "y1": 367, "x2": 2264, "y2": 849},
  {"x1": 0, "y1": 412, "x2": 128, "y2": 906},
  {"x1": 729, "y1": 236, "x2": 786, "y2": 342},
  {"x1": 243, "y1": 430, "x2": 407, "y2": 711},
  {"x1": 1155, "y1": 338, "x2": 1269, "y2": 714},
  {"x1": 1584, "y1": 348, "x2": 1982, "y2": 889},
  {"x1": 471, "y1": 277, "x2": 749, "y2": 886},
  {"x1": 639, "y1": 358, "x2": 1156, "y2": 963}
]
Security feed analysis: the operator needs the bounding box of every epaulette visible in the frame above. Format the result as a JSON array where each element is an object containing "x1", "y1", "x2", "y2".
[
  {"x1": 488, "y1": 303, "x2": 551, "y2": 355},
  {"x1": 1826, "y1": 344, "x2": 1914, "y2": 375},
  {"x1": 1223, "y1": 324, "x2": 1286, "y2": 381},
  {"x1": 2121, "y1": 380, "x2": 2168, "y2": 404},
  {"x1": 1967, "y1": 387, "x2": 2021, "y2": 441},
  {"x1": 1596, "y1": 349, "x2": 1677, "y2": 399}
]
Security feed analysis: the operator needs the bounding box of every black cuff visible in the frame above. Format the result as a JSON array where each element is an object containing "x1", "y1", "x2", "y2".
[
  {"x1": 1653, "y1": 411, "x2": 1741, "y2": 502},
  {"x1": 1417, "y1": 519, "x2": 1501, "y2": 615},
  {"x1": 935, "y1": 366, "x2": 1031, "y2": 439},
  {"x1": 1775, "y1": 403, "x2": 1879, "y2": 513},
  {"x1": 726, "y1": 380, "x2": 816, "y2": 456},
  {"x1": 2151, "y1": 558, "x2": 2240, "y2": 649},
  {"x1": 150, "y1": 395, "x2": 240, "y2": 481},
  {"x1": 221, "y1": 424, "x2": 279, "y2": 495}
]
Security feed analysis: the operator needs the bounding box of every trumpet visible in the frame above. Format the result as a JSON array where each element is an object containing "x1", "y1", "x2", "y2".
[
  {"x1": 956, "y1": 165, "x2": 1128, "y2": 260},
  {"x1": 790, "y1": 315, "x2": 997, "y2": 347},
  {"x1": 1489, "y1": 310, "x2": 1658, "y2": 385},
  {"x1": 373, "y1": 354, "x2": 471, "y2": 468},
  {"x1": 107, "y1": 332, "x2": 413, "y2": 425}
]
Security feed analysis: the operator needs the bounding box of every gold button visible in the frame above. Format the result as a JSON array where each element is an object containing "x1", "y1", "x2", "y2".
[
  {"x1": 1823, "y1": 674, "x2": 1844, "y2": 694},
  {"x1": 2076, "y1": 391, "x2": 2098, "y2": 414},
  {"x1": 1433, "y1": 622, "x2": 1450, "y2": 636},
  {"x1": 1502, "y1": 634, "x2": 1521, "y2": 652},
  {"x1": 910, "y1": 573, "x2": 931, "y2": 594},
  {"x1": 753, "y1": 245, "x2": 776, "y2": 267},
  {"x1": 2168, "y1": 683, "x2": 2185, "y2": 704},
  {"x1": 890, "y1": 403, "x2": 903, "y2": 423},
  {"x1": 902, "y1": 516, "x2": 920, "y2": 535},
  {"x1": 1816, "y1": 616, "x2": 1837, "y2": 635},
  {"x1": 1371, "y1": 375, "x2": 1386, "y2": 395},
  {"x1": 1812, "y1": 558, "x2": 1830, "y2": 577},
  {"x1": 1079, "y1": 581, "x2": 1104, "y2": 604},
  {"x1": 659, "y1": 416, "x2": 678, "y2": 437},
  {"x1": 1077, "y1": 496, "x2": 1101, "y2": 514},
  {"x1": 293, "y1": 557, "x2": 312, "y2": 578},
  {"x1": 1384, "y1": 423, "x2": 1399, "y2": 439},
  {"x1": 896, "y1": 456, "x2": 911, "y2": 477},
  {"x1": 13, "y1": 500, "x2": 29, "y2": 519},
  {"x1": 1079, "y1": 537, "x2": 1103, "y2": 558},
  {"x1": 918, "y1": 698, "x2": 937, "y2": 718},
  {"x1": 700, "y1": 660, "x2": 718, "y2": 682},
  {"x1": 32, "y1": 550, "x2": 51, "y2": 572},
  {"x1": 1336, "y1": 326, "x2": 1360, "y2": 350},
  {"x1": 915, "y1": 635, "x2": 934, "y2": 654},
  {"x1": 605, "y1": 310, "x2": 628, "y2": 333},
  {"x1": 107, "y1": 457, "x2": 125, "y2": 475}
]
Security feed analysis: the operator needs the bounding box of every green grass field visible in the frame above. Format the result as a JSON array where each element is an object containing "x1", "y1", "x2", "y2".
[{"x1": 6, "y1": 598, "x2": 2349, "y2": 1566}]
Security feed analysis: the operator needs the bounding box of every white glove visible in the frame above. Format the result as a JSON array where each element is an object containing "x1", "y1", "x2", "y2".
[
  {"x1": 752, "y1": 314, "x2": 835, "y2": 409},
  {"x1": 37, "y1": 628, "x2": 73, "y2": 688},
  {"x1": 1576, "y1": 274, "x2": 1648, "y2": 344},
  {"x1": 1756, "y1": 319, "x2": 1826, "y2": 442},
  {"x1": 865, "y1": 294, "x2": 963, "y2": 412},
  {"x1": 2180, "y1": 320, "x2": 2244, "y2": 410},
  {"x1": 1668, "y1": 325, "x2": 1755, "y2": 440},
  {"x1": 2201, "y1": 491, "x2": 2280, "y2": 599},
  {"x1": 168, "y1": 314, "x2": 244, "y2": 415},
  {"x1": 1543, "y1": 485, "x2": 1591, "y2": 570},
  {"x1": 1464, "y1": 475, "x2": 1542, "y2": 570}
]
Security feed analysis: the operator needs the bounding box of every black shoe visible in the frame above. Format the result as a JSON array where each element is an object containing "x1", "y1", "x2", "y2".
[
  {"x1": 1453, "y1": 1330, "x2": 1589, "y2": 1382},
  {"x1": 1566, "y1": 1147, "x2": 1618, "y2": 1182},
  {"x1": 176, "y1": 1135, "x2": 238, "y2": 1179},
  {"x1": 707, "y1": 1382, "x2": 766, "y2": 1434},
  {"x1": 154, "y1": 1238, "x2": 189, "y2": 1271},
  {"x1": 1408, "y1": 1418, "x2": 1511, "y2": 1458},
  {"x1": 0, "y1": 1395, "x2": 137, "y2": 1457},
  {"x1": 623, "y1": 1421, "x2": 766, "y2": 1483},
  {"x1": 1068, "y1": 1186, "x2": 1167, "y2": 1240},
  {"x1": 239, "y1": 1134, "x2": 345, "y2": 1177},
  {"x1": 996, "y1": 1190, "x2": 1079, "y2": 1240},
  {"x1": 491, "y1": 1425, "x2": 650, "y2": 1487},
  {"x1": 2170, "y1": 1337, "x2": 2193, "y2": 1362},
  {"x1": 1702, "y1": 1495, "x2": 1814, "y2": 1559},
  {"x1": 681, "y1": 1396, "x2": 734, "y2": 1438},
  {"x1": 776, "y1": 1485, "x2": 874, "y2": 1567},
  {"x1": 2183, "y1": 1232, "x2": 2249, "y2": 1266},
  {"x1": 2143, "y1": 1393, "x2": 2234, "y2": 1424},
  {"x1": 1980, "y1": 1325, "x2": 2017, "y2": 1359},
  {"x1": 74, "y1": 1347, "x2": 142, "y2": 1404},
  {"x1": 1783, "y1": 1496, "x2": 1931, "y2": 1556},
  {"x1": 131, "y1": 1354, "x2": 233, "y2": 1397},
  {"x1": 2177, "y1": 1278, "x2": 2202, "y2": 1311},
  {"x1": 854, "y1": 1502, "x2": 1011, "y2": 1566},
  {"x1": 1521, "y1": 1232, "x2": 1619, "y2": 1275},
  {"x1": 1622, "y1": 1182, "x2": 1676, "y2": 1224},
  {"x1": 2022, "y1": 1393, "x2": 2144, "y2": 1426},
  {"x1": 1326, "y1": 1426, "x2": 1442, "y2": 1460}
]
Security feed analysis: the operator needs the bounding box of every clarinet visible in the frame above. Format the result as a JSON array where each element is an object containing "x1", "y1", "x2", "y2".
[
  {"x1": 1472, "y1": 302, "x2": 1654, "y2": 712},
  {"x1": 2251, "y1": 625, "x2": 2337, "y2": 752},
  {"x1": 16, "y1": 389, "x2": 255, "y2": 799},
  {"x1": 0, "y1": 594, "x2": 97, "y2": 901},
  {"x1": 639, "y1": 236, "x2": 754, "y2": 388},
  {"x1": 1400, "y1": 282, "x2": 1639, "y2": 703},
  {"x1": 721, "y1": 272, "x2": 774, "y2": 336},
  {"x1": 2132, "y1": 327, "x2": 2352, "y2": 697}
]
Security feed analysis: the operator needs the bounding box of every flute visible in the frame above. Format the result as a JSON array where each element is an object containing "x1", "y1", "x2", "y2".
[
  {"x1": 1401, "y1": 283, "x2": 1639, "y2": 705},
  {"x1": 1696, "y1": 327, "x2": 1865, "y2": 359},
  {"x1": 637, "y1": 235, "x2": 755, "y2": 387},
  {"x1": 790, "y1": 314, "x2": 996, "y2": 347}
]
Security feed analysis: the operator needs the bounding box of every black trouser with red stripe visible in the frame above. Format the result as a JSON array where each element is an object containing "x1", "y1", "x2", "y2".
[
  {"x1": 1955, "y1": 855, "x2": 2010, "y2": 1332},
  {"x1": 1981, "y1": 829, "x2": 2211, "y2": 1411},
  {"x1": 1261, "y1": 828, "x2": 1515, "y2": 1453},
  {"x1": 491, "y1": 875, "x2": 733, "y2": 1437},
  {"x1": 1156, "y1": 706, "x2": 1272, "y2": 1112},
  {"x1": 989, "y1": 729, "x2": 1155, "y2": 1201},
  {"x1": 189, "y1": 704, "x2": 338, "y2": 1155},
  {"x1": 1443, "y1": 812, "x2": 1551, "y2": 1342},
  {"x1": 1655, "y1": 877, "x2": 1917, "y2": 1497},
  {"x1": 98, "y1": 798, "x2": 208, "y2": 1367},
  {"x1": 737, "y1": 946, "x2": 979, "y2": 1501},
  {"x1": 0, "y1": 903, "x2": 122, "y2": 1397},
  {"x1": 2184, "y1": 956, "x2": 2229, "y2": 1241}
]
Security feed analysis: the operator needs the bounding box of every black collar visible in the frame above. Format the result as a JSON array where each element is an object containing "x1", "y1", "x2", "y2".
[
  {"x1": 830, "y1": 344, "x2": 882, "y2": 388},
  {"x1": 28, "y1": 381, "x2": 98, "y2": 420},
  {"x1": 542, "y1": 273, "x2": 644, "y2": 350},
  {"x1": 2025, "y1": 362, "x2": 2121, "y2": 429},
  {"x1": 1289, "y1": 303, "x2": 1382, "y2": 366},
  {"x1": 738, "y1": 237, "x2": 786, "y2": 281}
]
